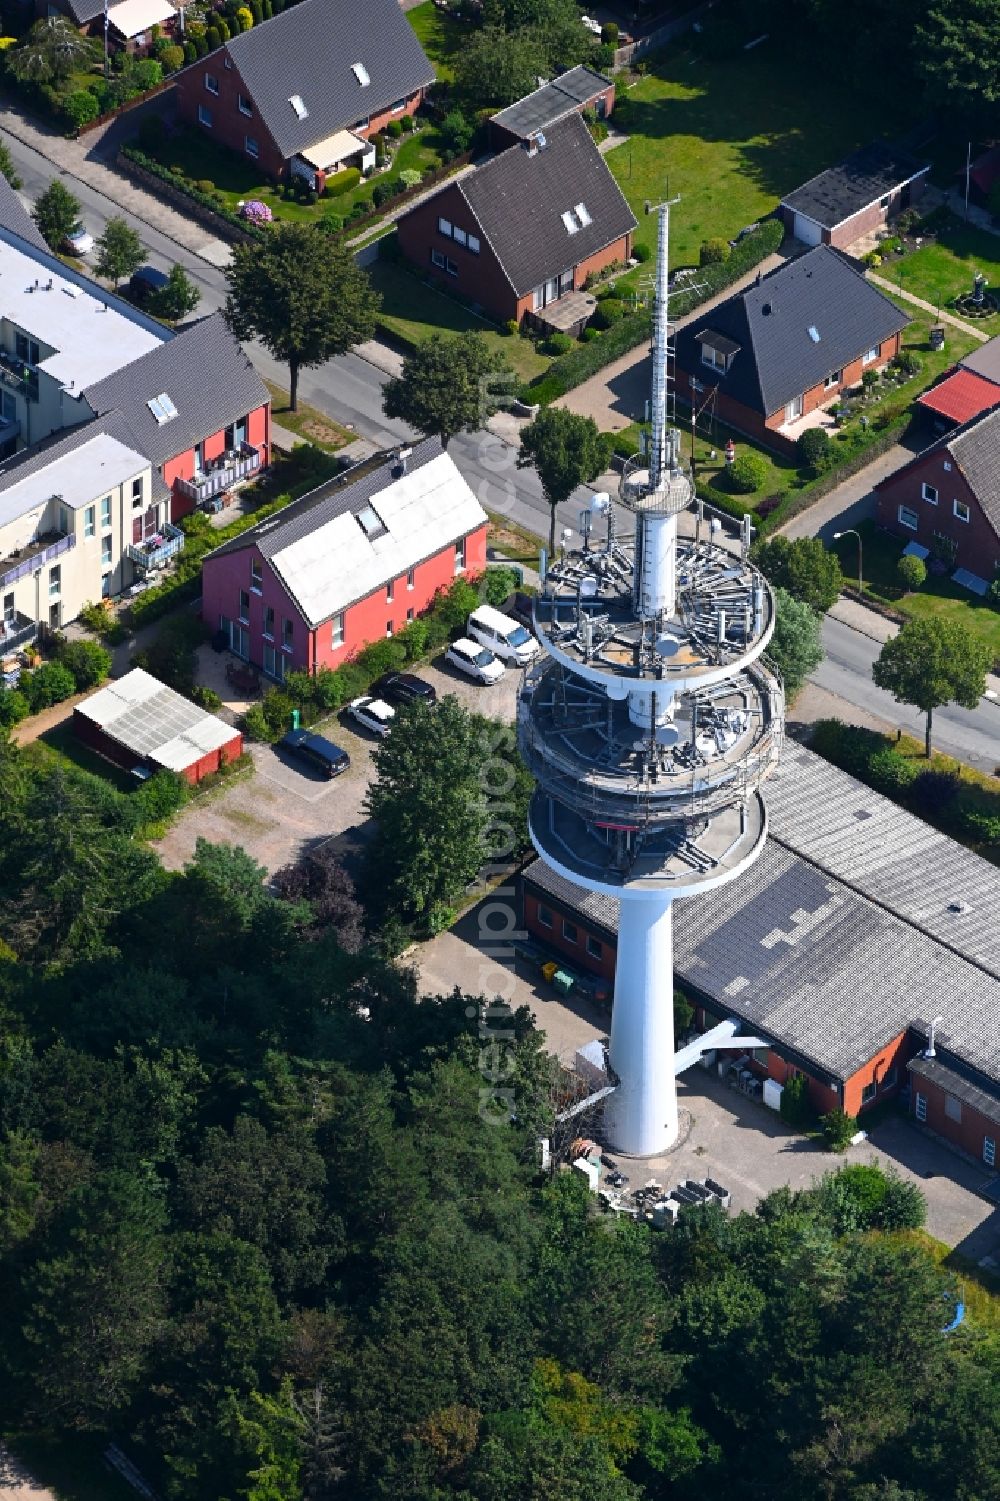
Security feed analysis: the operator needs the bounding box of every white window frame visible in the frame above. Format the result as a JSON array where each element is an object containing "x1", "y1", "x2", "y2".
[
  {"x1": 204, "y1": 72, "x2": 219, "y2": 95},
  {"x1": 406, "y1": 567, "x2": 415, "y2": 591},
  {"x1": 453, "y1": 225, "x2": 467, "y2": 247},
  {"x1": 331, "y1": 612, "x2": 345, "y2": 648},
  {"x1": 48, "y1": 565, "x2": 61, "y2": 598},
  {"x1": 198, "y1": 104, "x2": 213, "y2": 129},
  {"x1": 537, "y1": 903, "x2": 553, "y2": 929},
  {"x1": 454, "y1": 537, "x2": 466, "y2": 574},
  {"x1": 100, "y1": 496, "x2": 112, "y2": 531},
  {"x1": 701, "y1": 344, "x2": 729, "y2": 373},
  {"x1": 84, "y1": 505, "x2": 95, "y2": 539},
  {"x1": 915, "y1": 1091, "x2": 927, "y2": 1122},
  {"x1": 953, "y1": 499, "x2": 971, "y2": 523},
  {"x1": 406, "y1": 607, "x2": 414, "y2": 622},
  {"x1": 391, "y1": 97, "x2": 406, "y2": 113},
  {"x1": 898, "y1": 504, "x2": 919, "y2": 531},
  {"x1": 250, "y1": 557, "x2": 263, "y2": 593},
  {"x1": 438, "y1": 216, "x2": 452, "y2": 238},
  {"x1": 586, "y1": 934, "x2": 602, "y2": 960},
  {"x1": 282, "y1": 617, "x2": 294, "y2": 653},
  {"x1": 824, "y1": 369, "x2": 842, "y2": 389},
  {"x1": 862, "y1": 345, "x2": 879, "y2": 365},
  {"x1": 431, "y1": 248, "x2": 446, "y2": 270},
  {"x1": 921, "y1": 482, "x2": 938, "y2": 504},
  {"x1": 385, "y1": 620, "x2": 394, "y2": 638},
  {"x1": 238, "y1": 589, "x2": 250, "y2": 625},
  {"x1": 445, "y1": 257, "x2": 458, "y2": 277},
  {"x1": 984, "y1": 1136, "x2": 996, "y2": 1168},
  {"x1": 468, "y1": 234, "x2": 480, "y2": 254},
  {"x1": 562, "y1": 918, "x2": 578, "y2": 944},
  {"x1": 101, "y1": 535, "x2": 113, "y2": 566},
  {"x1": 263, "y1": 605, "x2": 275, "y2": 640},
  {"x1": 238, "y1": 93, "x2": 253, "y2": 117},
  {"x1": 861, "y1": 1080, "x2": 877, "y2": 1106},
  {"x1": 245, "y1": 135, "x2": 259, "y2": 160},
  {"x1": 386, "y1": 578, "x2": 394, "y2": 603}
]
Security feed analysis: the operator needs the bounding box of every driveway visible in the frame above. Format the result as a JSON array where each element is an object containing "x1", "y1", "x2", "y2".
[
  {"x1": 413, "y1": 911, "x2": 999, "y2": 1262},
  {"x1": 154, "y1": 653, "x2": 522, "y2": 874}
]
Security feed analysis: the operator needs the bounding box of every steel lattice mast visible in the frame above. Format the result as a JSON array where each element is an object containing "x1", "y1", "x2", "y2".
[{"x1": 518, "y1": 200, "x2": 785, "y2": 1156}]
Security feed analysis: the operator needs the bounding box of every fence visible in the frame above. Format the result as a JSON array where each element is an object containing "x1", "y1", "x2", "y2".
[
  {"x1": 613, "y1": 0, "x2": 714, "y2": 66},
  {"x1": 116, "y1": 149, "x2": 261, "y2": 244}
]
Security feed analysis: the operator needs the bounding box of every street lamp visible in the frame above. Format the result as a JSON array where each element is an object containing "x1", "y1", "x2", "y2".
[{"x1": 834, "y1": 529, "x2": 863, "y2": 594}]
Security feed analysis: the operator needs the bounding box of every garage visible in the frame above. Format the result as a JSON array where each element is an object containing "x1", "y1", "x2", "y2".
[
  {"x1": 791, "y1": 211, "x2": 823, "y2": 247},
  {"x1": 73, "y1": 667, "x2": 243, "y2": 785}
]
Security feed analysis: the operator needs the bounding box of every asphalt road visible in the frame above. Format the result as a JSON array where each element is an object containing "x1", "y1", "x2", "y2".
[
  {"x1": 818, "y1": 613, "x2": 1000, "y2": 771},
  {"x1": 6, "y1": 127, "x2": 1000, "y2": 760}
]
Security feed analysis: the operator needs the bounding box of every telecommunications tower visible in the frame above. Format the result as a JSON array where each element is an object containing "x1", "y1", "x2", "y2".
[{"x1": 518, "y1": 199, "x2": 785, "y2": 1157}]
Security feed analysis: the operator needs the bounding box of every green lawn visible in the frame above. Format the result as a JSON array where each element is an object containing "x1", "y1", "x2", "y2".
[
  {"x1": 830, "y1": 519, "x2": 1000, "y2": 659},
  {"x1": 611, "y1": 416, "x2": 800, "y2": 508},
  {"x1": 264, "y1": 380, "x2": 352, "y2": 452},
  {"x1": 606, "y1": 42, "x2": 909, "y2": 270},
  {"x1": 140, "y1": 125, "x2": 446, "y2": 227},
  {"x1": 406, "y1": 0, "x2": 467, "y2": 83},
  {"x1": 369, "y1": 258, "x2": 552, "y2": 381},
  {"x1": 885, "y1": 216, "x2": 1000, "y2": 332}
]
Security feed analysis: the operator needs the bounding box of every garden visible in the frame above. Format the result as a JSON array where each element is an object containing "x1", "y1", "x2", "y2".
[
  {"x1": 829, "y1": 519, "x2": 1000, "y2": 662},
  {"x1": 871, "y1": 211, "x2": 1000, "y2": 333}
]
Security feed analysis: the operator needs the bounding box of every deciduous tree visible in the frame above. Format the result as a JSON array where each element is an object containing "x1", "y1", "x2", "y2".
[
  {"x1": 752, "y1": 534, "x2": 843, "y2": 613},
  {"x1": 872, "y1": 616, "x2": 990, "y2": 755},
  {"x1": 518, "y1": 406, "x2": 605, "y2": 557},
  {"x1": 149, "y1": 263, "x2": 201, "y2": 322},
  {"x1": 95, "y1": 216, "x2": 145, "y2": 291},
  {"x1": 225, "y1": 223, "x2": 380, "y2": 410},
  {"x1": 767, "y1": 586, "x2": 823, "y2": 701},
  {"x1": 382, "y1": 332, "x2": 514, "y2": 447},
  {"x1": 31, "y1": 179, "x2": 80, "y2": 252}
]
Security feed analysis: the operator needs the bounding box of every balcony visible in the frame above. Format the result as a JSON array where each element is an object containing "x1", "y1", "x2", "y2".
[
  {"x1": 0, "y1": 350, "x2": 38, "y2": 403},
  {"x1": 0, "y1": 610, "x2": 39, "y2": 655},
  {"x1": 175, "y1": 443, "x2": 261, "y2": 506},
  {"x1": 127, "y1": 522, "x2": 185, "y2": 572},
  {"x1": 0, "y1": 531, "x2": 75, "y2": 590}
]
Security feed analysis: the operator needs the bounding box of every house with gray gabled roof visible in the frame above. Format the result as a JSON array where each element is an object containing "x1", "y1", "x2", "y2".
[
  {"x1": 396, "y1": 112, "x2": 637, "y2": 333},
  {"x1": 780, "y1": 141, "x2": 930, "y2": 250},
  {"x1": 489, "y1": 65, "x2": 615, "y2": 150},
  {"x1": 174, "y1": 0, "x2": 435, "y2": 185},
  {"x1": 200, "y1": 437, "x2": 489, "y2": 682},
  {"x1": 674, "y1": 244, "x2": 910, "y2": 452}
]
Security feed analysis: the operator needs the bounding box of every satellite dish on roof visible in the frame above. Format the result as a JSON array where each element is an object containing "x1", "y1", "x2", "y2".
[
  {"x1": 655, "y1": 724, "x2": 681, "y2": 747},
  {"x1": 579, "y1": 577, "x2": 598, "y2": 598},
  {"x1": 655, "y1": 634, "x2": 681, "y2": 657},
  {"x1": 605, "y1": 679, "x2": 630, "y2": 701},
  {"x1": 591, "y1": 491, "x2": 611, "y2": 514}
]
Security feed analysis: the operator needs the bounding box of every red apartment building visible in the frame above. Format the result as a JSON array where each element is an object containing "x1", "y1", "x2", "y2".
[
  {"x1": 201, "y1": 437, "x2": 488, "y2": 680},
  {"x1": 174, "y1": 0, "x2": 434, "y2": 185}
]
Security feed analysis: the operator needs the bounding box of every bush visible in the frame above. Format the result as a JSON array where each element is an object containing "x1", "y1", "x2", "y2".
[
  {"x1": 726, "y1": 452, "x2": 769, "y2": 494},
  {"x1": 400, "y1": 112, "x2": 415, "y2": 133},
  {"x1": 386, "y1": 118, "x2": 403, "y2": 139},
  {"x1": 22, "y1": 660, "x2": 77, "y2": 713},
  {"x1": 324, "y1": 166, "x2": 361, "y2": 197},
  {"x1": 543, "y1": 331, "x2": 574, "y2": 356},
  {"x1": 505, "y1": 319, "x2": 520, "y2": 338},
  {"x1": 133, "y1": 768, "x2": 189, "y2": 824},
  {"x1": 580, "y1": 325, "x2": 602, "y2": 342},
  {"x1": 959, "y1": 808, "x2": 1000, "y2": 844},
  {"x1": 632, "y1": 241, "x2": 652, "y2": 263},
  {"x1": 893, "y1": 349, "x2": 922, "y2": 377},
  {"x1": 371, "y1": 179, "x2": 395, "y2": 209},
  {"x1": 399, "y1": 168, "x2": 422, "y2": 188},
  {"x1": 600, "y1": 20, "x2": 618, "y2": 44},
  {"x1": 394, "y1": 619, "x2": 429, "y2": 662},
  {"x1": 822, "y1": 1107, "x2": 858, "y2": 1152},
  {"x1": 866, "y1": 746, "x2": 918, "y2": 795},
  {"x1": 62, "y1": 89, "x2": 99, "y2": 129},
  {"x1": 591, "y1": 297, "x2": 624, "y2": 330},
  {"x1": 779, "y1": 1071, "x2": 812, "y2": 1127},
  {"x1": 129, "y1": 57, "x2": 162, "y2": 90},
  {"x1": 988, "y1": 578, "x2": 1000, "y2": 611},
  {"x1": 57, "y1": 638, "x2": 112, "y2": 689},
  {"x1": 205, "y1": 25, "x2": 221, "y2": 49},
  {"x1": 797, "y1": 425, "x2": 832, "y2": 474},
  {"x1": 191, "y1": 685, "x2": 223, "y2": 711},
  {"x1": 595, "y1": 43, "x2": 615, "y2": 69},
  {"x1": 0, "y1": 687, "x2": 29, "y2": 728},
  {"x1": 908, "y1": 768, "x2": 960, "y2": 815},
  {"x1": 440, "y1": 109, "x2": 473, "y2": 153},
  {"x1": 482, "y1": 566, "x2": 520, "y2": 607},
  {"x1": 897, "y1": 552, "x2": 927, "y2": 590},
  {"x1": 699, "y1": 236, "x2": 731, "y2": 266}
]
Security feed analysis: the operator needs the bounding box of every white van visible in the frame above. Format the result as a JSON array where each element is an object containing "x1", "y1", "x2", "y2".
[{"x1": 466, "y1": 604, "x2": 539, "y2": 666}]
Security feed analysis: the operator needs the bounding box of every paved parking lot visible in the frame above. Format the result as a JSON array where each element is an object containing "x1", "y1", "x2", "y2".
[
  {"x1": 154, "y1": 652, "x2": 521, "y2": 874},
  {"x1": 414, "y1": 916, "x2": 1000, "y2": 1263}
]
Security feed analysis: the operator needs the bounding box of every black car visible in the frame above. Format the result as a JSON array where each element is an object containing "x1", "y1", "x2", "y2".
[
  {"x1": 372, "y1": 672, "x2": 438, "y2": 707},
  {"x1": 280, "y1": 729, "x2": 350, "y2": 779}
]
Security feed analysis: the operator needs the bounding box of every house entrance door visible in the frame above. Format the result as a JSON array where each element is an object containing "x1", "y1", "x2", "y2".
[
  {"x1": 785, "y1": 394, "x2": 804, "y2": 422},
  {"x1": 544, "y1": 277, "x2": 559, "y2": 306}
]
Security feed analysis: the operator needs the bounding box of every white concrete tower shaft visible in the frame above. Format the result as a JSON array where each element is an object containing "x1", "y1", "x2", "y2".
[{"x1": 603, "y1": 892, "x2": 678, "y2": 1155}]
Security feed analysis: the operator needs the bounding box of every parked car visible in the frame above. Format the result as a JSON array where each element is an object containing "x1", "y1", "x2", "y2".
[
  {"x1": 372, "y1": 672, "x2": 437, "y2": 707},
  {"x1": 445, "y1": 637, "x2": 506, "y2": 684},
  {"x1": 348, "y1": 694, "x2": 395, "y2": 737},
  {"x1": 467, "y1": 604, "x2": 538, "y2": 666},
  {"x1": 280, "y1": 729, "x2": 350, "y2": 779},
  {"x1": 63, "y1": 223, "x2": 94, "y2": 256},
  {"x1": 128, "y1": 263, "x2": 169, "y2": 307}
]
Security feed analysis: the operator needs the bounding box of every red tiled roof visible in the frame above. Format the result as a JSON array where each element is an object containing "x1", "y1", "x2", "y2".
[{"x1": 917, "y1": 367, "x2": 1000, "y2": 425}]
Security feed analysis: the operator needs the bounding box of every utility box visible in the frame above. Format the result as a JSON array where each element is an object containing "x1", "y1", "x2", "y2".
[
  {"x1": 652, "y1": 1198, "x2": 680, "y2": 1229},
  {"x1": 763, "y1": 1078, "x2": 783, "y2": 1112},
  {"x1": 572, "y1": 1156, "x2": 599, "y2": 1193}
]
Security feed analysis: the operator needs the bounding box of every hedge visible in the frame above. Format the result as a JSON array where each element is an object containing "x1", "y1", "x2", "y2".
[
  {"x1": 525, "y1": 218, "x2": 784, "y2": 405},
  {"x1": 324, "y1": 166, "x2": 361, "y2": 197},
  {"x1": 120, "y1": 145, "x2": 266, "y2": 242}
]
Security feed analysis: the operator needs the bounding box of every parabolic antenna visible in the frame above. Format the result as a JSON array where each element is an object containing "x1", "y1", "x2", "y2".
[{"x1": 655, "y1": 634, "x2": 682, "y2": 657}]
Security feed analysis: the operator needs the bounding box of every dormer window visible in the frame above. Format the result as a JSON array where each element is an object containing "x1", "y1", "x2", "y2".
[{"x1": 695, "y1": 327, "x2": 740, "y2": 374}]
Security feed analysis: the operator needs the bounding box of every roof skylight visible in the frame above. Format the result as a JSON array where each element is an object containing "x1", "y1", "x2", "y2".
[
  {"x1": 289, "y1": 94, "x2": 308, "y2": 119},
  {"x1": 356, "y1": 502, "x2": 386, "y2": 540},
  {"x1": 561, "y1": 210, "x2": 580, "y2": 234},
  {"x1": 351, "y1": 62, "x2": 370, "y2": 87},
  {"x1": 574, "y1": 202, "x2": 592, "y2": 226},
  {"x1": 147, "y1": 392, "x2": 178, "y2": 424},
  {"x1": 808, "y1": 325, "x2": 821, "y2": 343}
]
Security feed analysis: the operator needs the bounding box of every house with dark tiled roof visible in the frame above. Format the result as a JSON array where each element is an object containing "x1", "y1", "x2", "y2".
[
  {"x1": 674, "y1": 245, "x2": 910, "y2": 453},
  {"x1": 780, "y1": 141, "x2": 929, "y2": 250},
  {"x1": 200, "y1": 437, "x2": 488, "y2": 681},
  {"x1": 396, "y1": 113, "x2": 637, "y2": 332},
  {"x1": 875, "y1": 405, "x2": 1000, "y2": 581},
  {"x1": 174, "y1": 0, "x2": 435, "y2": 185}
]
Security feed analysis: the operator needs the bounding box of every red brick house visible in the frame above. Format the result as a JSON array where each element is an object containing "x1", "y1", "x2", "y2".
[
  {"x1": 396, "y1": 113, "x2": 636, "y2": 332},
  {"x1": 674, "y1": 245, "x2": 909, "y2": 454},
  {"x1": 780, "y1": 141, "x2": 929, "y2": 250},
  {"x1": 174, "y1": 0, "x2": 434, "y2": 185},
  {"x1": 201, "y1": 437, "x2": 488, "y2": 681},
  {"x1": 874, "y1": 405, "x2": 1000, "y2": 578},
  {"x1": 488, "y1": 65, "x2": 615, "y2": 151},
  {"x1": 908, "y1": 1055, "x2": 998, "y2": 1167}
]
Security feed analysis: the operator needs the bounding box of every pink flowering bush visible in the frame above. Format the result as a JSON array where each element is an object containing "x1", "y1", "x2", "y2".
[{"x1": 240, "y1": 199, "x2": 273, "y2": 224}]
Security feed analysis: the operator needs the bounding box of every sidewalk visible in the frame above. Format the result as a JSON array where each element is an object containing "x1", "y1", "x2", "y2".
[
  {"x1": 777, "y1": 439, "x2": 914, "y2": 541},
  {"x1": 867, "y1": 271, "x2": 991, "y2": 343},
  {"x1": 0, "y1": 100, "x2": 230, "y2": 266},
  {"x1": 555, "y1": 250, "x2": 790, "y2": 431},
  {"x1": 829, "y1": 595, "x2": 1000, "y2": 702}
]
